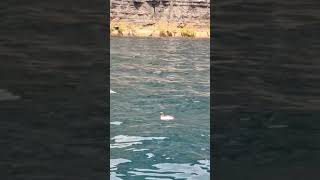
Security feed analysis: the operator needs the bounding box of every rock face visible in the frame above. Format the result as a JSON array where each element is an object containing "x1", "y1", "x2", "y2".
[
  {"x1": 110, "y1": 0, "x2": 210, "y2": 37},
  {"x1": 111, "y1": 0, "x2": 209, "y2": 25}
]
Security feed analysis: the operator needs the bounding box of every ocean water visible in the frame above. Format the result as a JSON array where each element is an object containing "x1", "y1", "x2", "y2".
[
  {"x1": 110, "y1": 37, "x2": 210, "y2": 179},
  {"x1": 213, "y1": 0, "x2": 320, "y2": 178},
  {"x1": 0, "y1": 1, "x2": 107, "y2": 179}
]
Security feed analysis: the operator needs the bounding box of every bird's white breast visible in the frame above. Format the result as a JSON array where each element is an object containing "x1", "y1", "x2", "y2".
[{"x1": 161, "y1": 115, "x2": 174, "y2": 121}]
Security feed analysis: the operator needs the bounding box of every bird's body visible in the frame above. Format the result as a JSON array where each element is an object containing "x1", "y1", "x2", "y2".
[
  {"x1": 110, "y1": 89, "x2": 116, "y2": 94},
  {"x1": 160, "y1": 112, "x2": 174, "y2": 121}
]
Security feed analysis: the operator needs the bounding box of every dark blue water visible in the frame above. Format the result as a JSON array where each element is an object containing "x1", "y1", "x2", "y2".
[
  {"x1": 0, "y1": 1, "x2": 107, "y2": 179},
  {"x1": 213, "y1": 0, "x2": 320, "y2": 179},
  {"x1": 110, "y1": 37, "x2": 210, "y2": 179}
]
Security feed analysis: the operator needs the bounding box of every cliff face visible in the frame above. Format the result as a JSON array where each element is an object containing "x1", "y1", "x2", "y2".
[
  {"x1": 111, "y1": 0, "x2": 209, "y2": 25},
  {"x1": 110, "y1": 0, "x2": 210, "y2": 37}
]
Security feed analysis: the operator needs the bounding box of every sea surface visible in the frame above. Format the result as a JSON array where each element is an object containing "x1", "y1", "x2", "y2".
[
  {"x1": 110, "y1": 37, "x2": 210, "y2": 179},
  {"x1": 0, "y1": 1, "x2": 107, "y2": 179},
  {"x1": 213, "y1": 0, "x2": 320, "y2": 179}
]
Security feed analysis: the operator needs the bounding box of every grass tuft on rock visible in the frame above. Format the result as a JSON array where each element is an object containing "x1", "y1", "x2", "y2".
[{"x1": 180, "y1": 25, "x2": 196, "y2": 38}]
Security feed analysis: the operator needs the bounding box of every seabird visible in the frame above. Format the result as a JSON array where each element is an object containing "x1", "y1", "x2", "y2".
[{"x1": 160, "y1": 112, "x2": 174, "y2": 121}]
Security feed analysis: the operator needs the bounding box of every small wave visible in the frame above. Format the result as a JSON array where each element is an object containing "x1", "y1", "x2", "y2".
[
  {"x1": 111, "y1": 158, "x2": 132, "y2": 170},
  {"x1": 110, "y1": 158, "x2": 131, "y2": 180},
  {"x1": 127, "y1": 160, "x2": 210, "y2": 180},
  {"x1": 110, "y1": 172, "x2": 125, "y2": 180},
  {"x1": 267, "y1": 124, "x2": 288, "y2": 129},
  {"x1": 125, "y1": 148, "x2": 149, "y2": 152},
  {"x1": 110, "y1": 135, "x2": 167, "y2": 149},
  {"x1": 146, "y1": 153, "x2": 155, "y2": 159}
]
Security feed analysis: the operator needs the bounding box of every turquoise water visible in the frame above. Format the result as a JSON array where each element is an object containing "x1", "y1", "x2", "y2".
[{"x1": 110, "y1": 37, "x2": 210, "y2": 179}]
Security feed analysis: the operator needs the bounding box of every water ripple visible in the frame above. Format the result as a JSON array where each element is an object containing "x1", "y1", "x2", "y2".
[{"x1": 111, "y1": 37, "x2": 210, "y2": 179}]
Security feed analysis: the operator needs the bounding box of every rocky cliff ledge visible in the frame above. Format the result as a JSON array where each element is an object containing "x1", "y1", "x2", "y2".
[{"x1": 110, "y1": 0, "x2": 210, "y2": 38}]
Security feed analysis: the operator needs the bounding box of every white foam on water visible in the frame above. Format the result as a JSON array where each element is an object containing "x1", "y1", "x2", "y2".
[
  {"x1": 110, "y1": 135, "x2": 167, "y2": 149},
  {"x1": 164, "y1": 125, "x2": 176, "y2": 128},
  {"x1": 127, "y1": 160, "x2": 210, "y2": 180},
  {"x1": 111, "y1": 121, "x2": 123, "y2": 125},
  {"x1": 197, "y1": 159, "x2": 210, "y2": 170},
  {"x1": 112, "y1": 135, "x2": 167, "y2": 143},
  {"x1": 110, "y1": 142, "x2": 142, "y2": 149},
  {"x1": 110, "y1": 158, "x2": 132, "y2": 180},
  {"x1": 110, "y1": 172, "x2": 123, "y2": 180},
  {"x1": 133, "y1": 149, "x2": 149, "y2": 152},
  {"x1": 111, "y1": 158, "x2": 131, "y2": 170},
  {"x1": 145, "y1": 178, "x2": 172, "y2": 180},
  {"x1": 125, "y1": 148, "x2": 149, "y2": 152},
  {"x1": 146, "y1": 153, "x2": 155, "y2": 159}
]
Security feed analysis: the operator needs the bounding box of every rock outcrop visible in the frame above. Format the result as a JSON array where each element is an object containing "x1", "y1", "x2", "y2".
[{"x1": 110, "y1": 0, "x2": 210, "y2": 38}]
